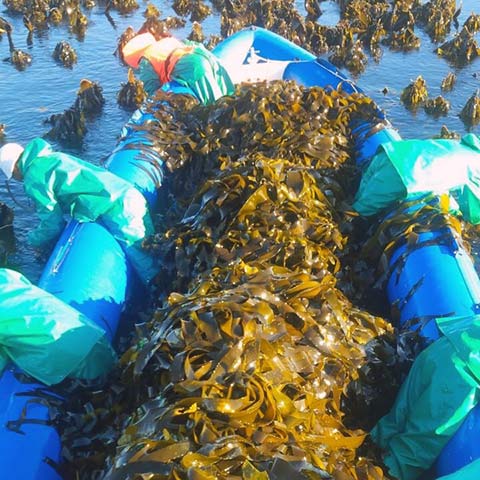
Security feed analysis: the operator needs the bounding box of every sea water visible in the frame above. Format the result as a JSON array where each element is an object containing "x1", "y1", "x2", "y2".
[{"x1": 0, "y1": 0, "x2": 478, "y2": 281}]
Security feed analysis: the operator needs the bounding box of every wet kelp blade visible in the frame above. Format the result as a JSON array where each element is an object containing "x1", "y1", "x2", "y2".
[{"x1": 60, "y1": 82, "x2": 399, "y2": 480}]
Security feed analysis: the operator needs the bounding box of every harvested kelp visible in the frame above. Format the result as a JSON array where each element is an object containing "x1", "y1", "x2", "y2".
[
  {"x1": 54, "y1": 82, "x2": 403, "y2": 480},
  {"x1": 109, "y1": 84, "x2": 393, "y2": 479},
  {"x1": 342, "y1": 329, "x2": 425, "y2": 431}
]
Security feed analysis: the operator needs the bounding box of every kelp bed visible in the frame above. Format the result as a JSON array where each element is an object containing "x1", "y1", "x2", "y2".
[{"x1": 55, "y1": 82, "x2": 425, "y2": 480}]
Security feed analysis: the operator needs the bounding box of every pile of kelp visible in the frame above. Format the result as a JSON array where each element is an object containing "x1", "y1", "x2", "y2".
[{"x1": 55, "y1": 81, "x2": 424, "y2": 480}]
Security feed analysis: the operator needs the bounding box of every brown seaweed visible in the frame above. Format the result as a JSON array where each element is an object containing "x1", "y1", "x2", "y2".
[
  {"x1": 53, "y1": 40, "x2": 77, "y2": 68},
  {"x1": 117, "y1": 68, "x2": 147, "y2": 110},
  {"x1": 55, "y1": 83, "x2": 395, "y2": 480},
  {"x1": 400, "y1": 75, "x2": 428, "y2": 108}
]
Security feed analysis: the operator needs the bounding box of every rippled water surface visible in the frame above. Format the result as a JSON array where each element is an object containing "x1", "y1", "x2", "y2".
[{"x1": 0, "y1": 0, "x2": 479, "y2": 281}]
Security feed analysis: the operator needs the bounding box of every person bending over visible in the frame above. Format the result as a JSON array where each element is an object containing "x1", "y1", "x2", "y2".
[
  {"x1": 122, "y1": 31, "x2": 234, "y2": 104},
  {"x1": 0, "y1": 139, "x2": 156, "y2": 284}
]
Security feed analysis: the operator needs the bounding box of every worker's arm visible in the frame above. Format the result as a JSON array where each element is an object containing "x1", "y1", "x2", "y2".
[
  {"x1": 0, "y1": 268, "x2": 116, "y2": 385},
  {"x1": 24, "y1": 182, "x2": 65, "y2": 248},
  {"x1": 137, "y1": 58, "x2": 161, "y2": 96}
]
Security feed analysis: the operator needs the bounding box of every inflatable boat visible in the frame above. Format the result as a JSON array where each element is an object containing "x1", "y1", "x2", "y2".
[{"x1": 1, "y1": 26, "x2": 478, "y2": 479}]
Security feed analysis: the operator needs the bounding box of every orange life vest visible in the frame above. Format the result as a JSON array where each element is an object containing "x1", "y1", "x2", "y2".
[
  {"x1": 122, "y1": 32, "x2": 156, "y2": 69},
  {"x1": 144, "y1": 39, "x2": 194, "y2": 83}
]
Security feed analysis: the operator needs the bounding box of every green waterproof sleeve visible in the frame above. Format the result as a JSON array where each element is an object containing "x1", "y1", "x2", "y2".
[
  {"x1": 18, "y1": 138, "x2": 154, "y2": 247},
  {"x1": 27, "y1": 202, "x2": 66, "y2": 248},
  {"x1": 137, "y1": 58, "x2": 161, "y2": 96},
  {"x1": 0, "y1": 268, "x2": 116, "y2": 385},
  {"x1": 371, "y1": 314, "x2": 480, "y2": 480},
  {"x1": 352, "y1": 151, "x2": 407, "y2": 216},
  {"x1": 353, "y1": 135, "x2": 480, "y2": 221},
  {"x1": 172, "y1": 43, "x2": 235, "y2": 105}
]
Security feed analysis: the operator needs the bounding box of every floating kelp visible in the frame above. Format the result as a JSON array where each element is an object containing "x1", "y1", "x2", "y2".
[
  {"x1": 463, "y1": 12, "x2": 480, "y2": 33},
  {"x1": 43, "y1": 79, "x2": 103, "y2": 143},
  {"x1": 45, "y1": 107, "x2": 86, "y2": 144},
  {"x1": 424, "y1": 95, "x2": 450, "y2": 116},
  {"x1": 117, "y1": 68, "x2": 146, "y2": 110},
  {"x1": 107, "y1": 0, "x2": 138, "y2": 14},
  {"x1": 384, "y1": 26, "x2": 421, "y2": 51},
  {"x1": 416, "y1": 0, "x2": 458, "y2": 42},
  {"x1": 400, "y1": 75, "x2": 428, "y2": 107},
  {"x1": 172, "y1": 0, "x2": 211, "y2": 22},
  {"x1": 10, "y1": 47, "x2": 32, "y2": 70},
  {"x1": 204, "y1": 33, "x2": 223, "y2": 50},
  {"x1": 436, "y1": 124, "x2": 460, "y2": 139},
  {"x1": 49, "y1": 82, "x2": 399, "y2": 480},
  {"x1": 441, "y1": 71, "x2": 456, "y2": 91},
  {"x1": 436, "y1": 26, "x2": 480, "y2": 66},
  {"x1": 68, "y1": 6, "x2": 88, "y2": 36},
  {"x1": 188, "y1": 20, "x2": 205, "y2": 42},
  {"x1": 305, "y1": 0, "x2": 322, "y2": 21},
  {"x1": 115, "y1": 26, "x2": 136, "y2": 63},
  {"x1": 460, "y1": 89, "x2": 480, "y2": 126},
  {"x1": 53, "y1": 40, "x2": 77, "y2": 68},
  {"x1": 74, "y1": 79, "x2": 105, "y2": 115},
  {"x1": 143, "y1": 2, "x2": 160, "y2": 18},
  {"x1": 136, "y1": 14, "x2": 186, "y2": 38},
  {"x1": 328, "y1": 34, "x2": 368, "y2": 75},
  {"x1": 24, "y1": 17, "x2": 33, "y2": 46},
  {"x1": 344, "y1": 0, "x2": 387, "y2": 61},
  {"x1": 0, "y1": 202, "x2": 13, "y2": 232},
  {"x1": 381, "y1": 1, "x2": 420, "y2": 50},
  {"x1": 0, "y1": 16, "x2": 32, "y2": 69},
  {"x1": 48, "y1": 7, "x2": 62, "y2": 25}
]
